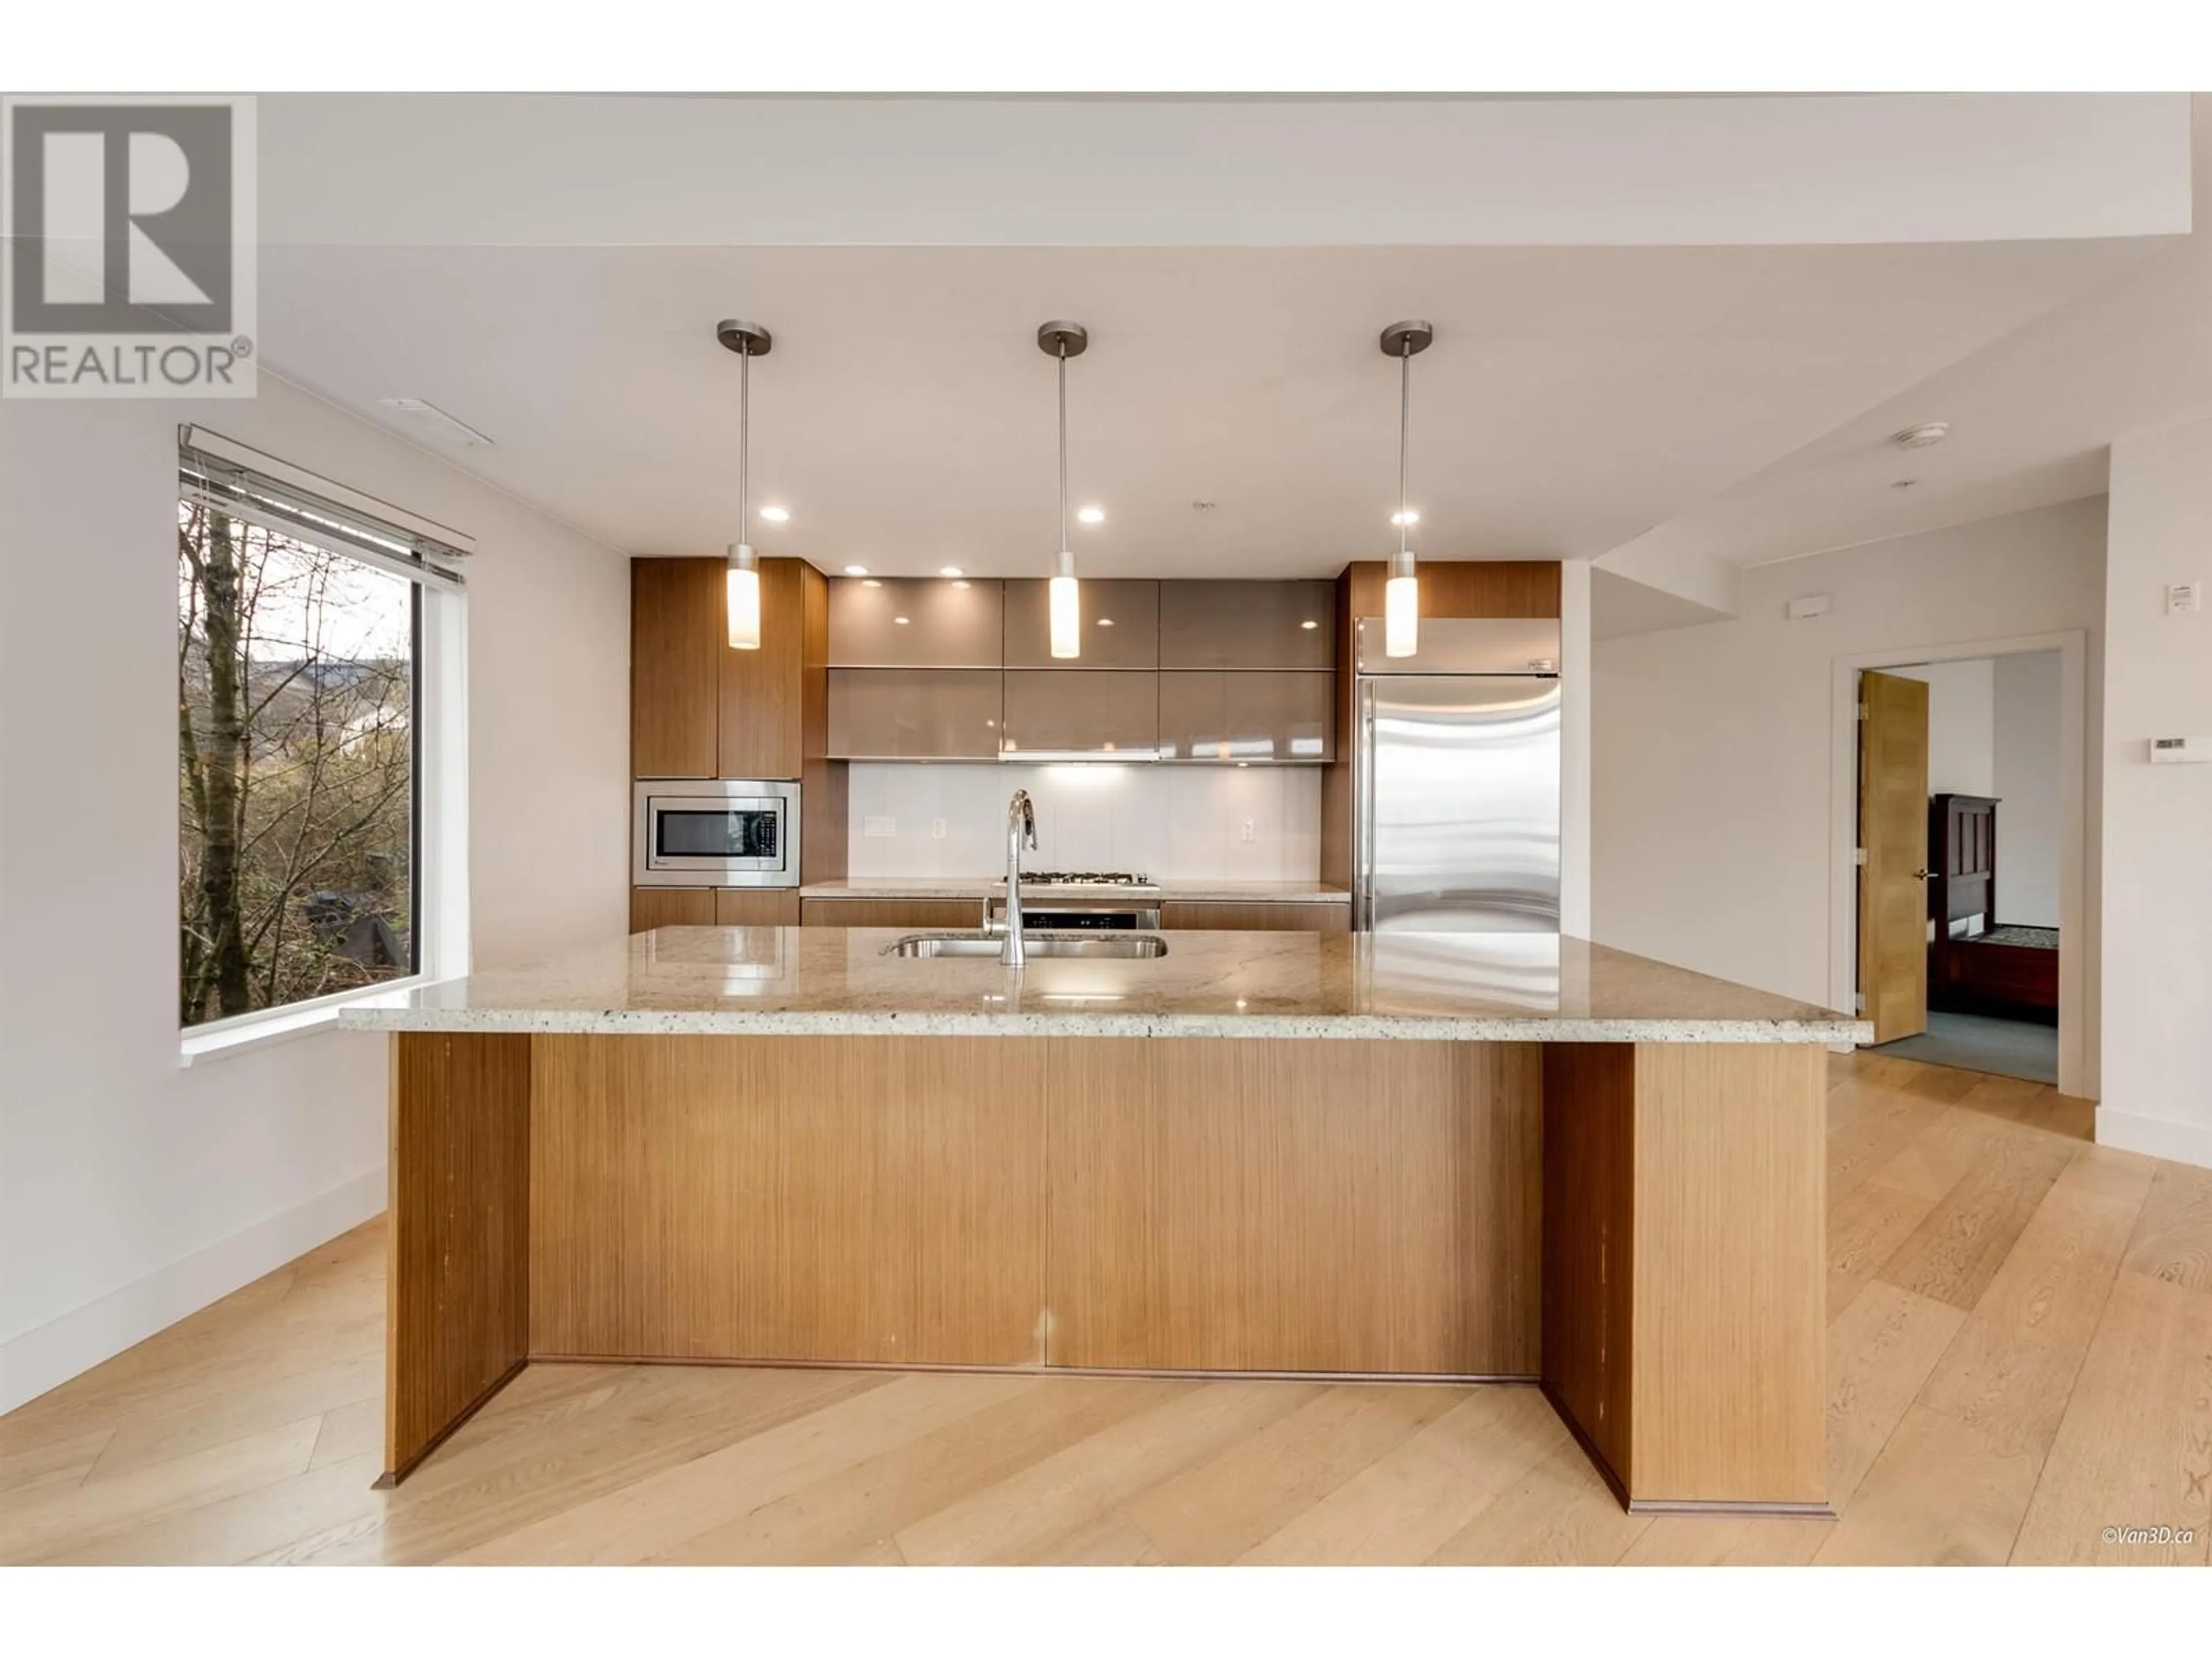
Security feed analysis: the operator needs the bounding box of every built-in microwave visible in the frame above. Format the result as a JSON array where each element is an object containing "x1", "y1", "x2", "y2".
[{"x1": 633, "y1": 781, "x2": 801, "y2": 888}]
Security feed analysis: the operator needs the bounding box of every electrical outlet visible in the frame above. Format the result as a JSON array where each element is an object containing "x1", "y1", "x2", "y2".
[
  {"x1": 931, "y1": 819, "x2": 947, "y2": 840},
  {"x1": 1240, "y1": 819, "x2": 1256, "y2": 843},
  {"x1": 863, "y1": 816, "x2": 896, "y2": 839}
]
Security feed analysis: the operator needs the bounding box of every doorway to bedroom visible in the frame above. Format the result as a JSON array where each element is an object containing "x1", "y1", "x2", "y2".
[{"x1": 1856, "y1": 650, "x2": 2063, "y2": 1085}]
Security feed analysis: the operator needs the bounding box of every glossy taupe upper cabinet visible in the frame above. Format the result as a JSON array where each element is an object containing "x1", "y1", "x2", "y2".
[
  {"x1": 999, "y1": 670, "x2": 1160, "y2": 759},
  {"x1": 1159, "y1": 671, "x2": 1334, "y2": 763},
  {"x1": 1003, "y1": 578, "x2": 1160, "y2": 669},
  {"x1": 828, "y1": 578, "x2": 1005, "y2": 668},
  {"x1": 1159, "y1": 581, "x2": 1335, "y2": 670},
  {"x1": 827, "y1": 669, "x2": 1003, "y2": 760}
]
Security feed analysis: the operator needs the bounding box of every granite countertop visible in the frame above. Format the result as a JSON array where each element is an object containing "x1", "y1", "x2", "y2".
[
  {"x1": 800, "y1": 878, "x2": 1351, "y2": 904},
  {"x1": 342, "y1": 927, "x2": 1868, "y2": 1044}
]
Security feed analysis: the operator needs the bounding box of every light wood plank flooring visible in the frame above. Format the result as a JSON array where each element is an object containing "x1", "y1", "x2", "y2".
[{"x1": 3, "y1": 1051, "x2": 2206, "y2": 1566}]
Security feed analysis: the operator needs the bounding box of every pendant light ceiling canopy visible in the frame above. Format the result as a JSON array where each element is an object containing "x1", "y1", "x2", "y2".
[
  {"x1": 1380, "y1": 319, "x2": 1433, "y2": 659},
  {"x1": 718, "y1": 318, "x2": 772, "y2": 650},
  {"x1": 1039, "y1": 320, "x2": 1089, "y2": 660}
]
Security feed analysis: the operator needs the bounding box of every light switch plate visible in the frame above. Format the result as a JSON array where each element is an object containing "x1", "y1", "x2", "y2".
[
  {"x1": 931, "y1": 819, "x2": 947, "y2": 840},
  {"x1": 1240, "y1": 819, "x2": 1256, "y2": 843},
  {"x1": 863, "y1": 816, "x2": 897, "y2": 838}
]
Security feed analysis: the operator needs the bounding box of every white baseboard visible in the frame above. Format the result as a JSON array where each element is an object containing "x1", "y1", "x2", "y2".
[
  {"x1": 2096, "y1": 1107, "x2": 2212, "y2": 1171},
  {"x1": 0, "y1": 1166, "x2": 387, "y2": 1414}
]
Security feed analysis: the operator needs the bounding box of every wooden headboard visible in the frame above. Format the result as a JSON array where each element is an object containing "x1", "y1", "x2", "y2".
[{"x1": 1929, "y1": 793, "x2": 1997, "y2": 934}]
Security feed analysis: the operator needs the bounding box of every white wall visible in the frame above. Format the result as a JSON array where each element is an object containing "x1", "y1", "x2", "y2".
[
  {"x1": 2098, "y1": 420, "x2": 2212, "y2": 1168},
  {"x1": 847, "y1": 763, "x2": 1320, "y2": 883},
  {"x1": 1895, "y1": 660, "x2": 1997, "y2": 798},
  {"x1": 1993, "y1": 652, "x2": 2063, "y2": 929},
  {"x1": 0, "y1": 374, "x2": 630, "y2": 1411},
  {"x1": 1592, "y1": 498, "x2": 2104, "y2": 1076}
]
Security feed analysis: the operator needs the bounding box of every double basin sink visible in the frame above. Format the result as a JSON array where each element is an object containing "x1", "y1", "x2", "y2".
[{"x1": 884, "y1": 931, "x2": 1169, "y2": 960}]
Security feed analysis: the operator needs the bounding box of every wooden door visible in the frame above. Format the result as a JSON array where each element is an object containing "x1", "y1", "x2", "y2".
[{"x1": 1858, "y1": 670, "x2": 1930, "y2": 1043}]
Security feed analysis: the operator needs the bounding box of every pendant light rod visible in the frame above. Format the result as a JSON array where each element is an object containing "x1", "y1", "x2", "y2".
[
  {"x1": 717, "y1": 320, "x2": 773, "y2": 652},
  {"x1": 1037, "y1": 321, "x2": 1089, "y2": 660},
  {"x1": 1397, "y1": 338, "x2": 1411, "y2": 558},
  {"x1": 1058, "y1": 342, "x2": 1068, "y2": 552}
]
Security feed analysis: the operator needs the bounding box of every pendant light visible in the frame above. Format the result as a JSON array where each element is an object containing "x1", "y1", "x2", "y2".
[
  {"x1": 1037, "y1": 320, "x2": 1089, "y2": 659},
  {"x1": 1380, "y1": 319, "x2": 1433, "y2": 658},
  {"x1": 717, "y1": 318, "x2": 772, "y2": 650}
]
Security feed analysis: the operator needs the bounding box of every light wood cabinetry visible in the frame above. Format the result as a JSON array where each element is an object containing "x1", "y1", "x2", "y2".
[
  {"x1": 715, "y1": 889, "x2": 801, "y2": 927},
  {"x1": 631, "y1": 888, "x2": 801, "y2": 931},
  {"x1": 630, "y1": 887, "x2": 716, "y2": 933},
  {"x1": 827, "y1": 577, "x2": 1005, "y2": 668},
  {"x1": 1000, "y1": 669, "x2": 1160, "y2": 759},
  {"x1": 718, "y1": 559, "x2": 810, "y2": 781},
  {"x1": 1158, "y1": 670, "x2": 1333, "y2": 763},
  {"x1": 1159, "y1": 579, "x2": 1335, "y2": 669},
  {"x1": 800, "y1": 897, "x2": 983, "y2": 930},
  {"x1": 631, "y1": 559, "x2": 724, "y2": 779},
  {"x1": 1159, "y1": 899, "x2": 1350, "y2": 933},
  {"x1": 827, "y1": 668, "x2": 1003, "y2": 759},
  {"x1": 530, "y1": 1035, "x2": 1050, "y2": 1366},
  {"x1": 1003, "y1": 578, "x2": 1160, "y2": 669}
]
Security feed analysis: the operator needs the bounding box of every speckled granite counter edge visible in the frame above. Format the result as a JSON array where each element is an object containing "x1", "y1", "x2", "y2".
[{"x1": 341, "y1": 1006, "x2": 1869, "y2": 1043}]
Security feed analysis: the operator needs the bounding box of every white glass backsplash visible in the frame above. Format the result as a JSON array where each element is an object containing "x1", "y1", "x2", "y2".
[{"x1": 845, "y1": 763, "x2": 1322, "y2": 881}]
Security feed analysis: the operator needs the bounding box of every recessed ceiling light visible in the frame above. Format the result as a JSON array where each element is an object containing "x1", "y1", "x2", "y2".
[
  {"x1": 1891, "y1": 479, "x2": 1918, "y2": 492},
  {"x1": 1300, "y1": 619, "x2": 1319, "y2": 630},
  {"x1": 1077, "y1": 506, "x2": 1105, "y2": 525},
  {"x1": 759, "y1": 506, "x2": 790, "y2": 523},
  {"x1": 940, "y1": 566, "x2": 964, "y2": 578},
  {"x1": 862, "y1": 578, "x2": 882, "y2": 588},
  {"x1": 1891, "y1": 422, "x2": 1950, "y2": 450},
  {"x1": 1191, "y1": 500, "x2": 1216, "y2": 512},
  {"x1": 893, "y1": 616, "x2": 910, "y2": 626},
  {"x1": 951, "y1": 579, "x2": 972, "y2": 589},
  {"x1": 843, "y1": 565, "x2": 868, "y2": 577},
  {"x1": 1097, "y1": 618, "x2": 1115, "y2": 627},
  {"x1": 1390, "y1": 509, "x2": 1420, "y2": 527}
]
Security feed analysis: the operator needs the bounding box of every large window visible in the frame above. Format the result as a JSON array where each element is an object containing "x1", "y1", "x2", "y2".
[{"x1": 176, "y1": 435, "x2": 467, "y2": 1032}]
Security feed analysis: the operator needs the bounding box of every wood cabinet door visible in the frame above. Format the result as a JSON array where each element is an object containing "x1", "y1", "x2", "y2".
[
  {"x1": 715, "y1": 889, "x2": 801, "y2": 927},
  {"x1": 800, "y1": 898, "x2": 986, "y2": 929},
  {"x1": 1000, "y1": 669, "x2": 1159, "y2": 759},
  {"x1": 631, "y1": 559, "x2": 722, "y2": 779},
  {"x1": 1160, "y1": 900, "x2": 1351, "y2": 933},
  {"x1": 827, "y1": 668, "x2": 1003, "y2": 760},
  {"x1": 827, "y1": 577, "x2": 1005, "y2": 668},
  {"x1": 630, "y1": 887, "x2": 717, "y2": 932},
  {"x1": 1003, "y1": 578, "x2": 1160, "y2": 669},
  {"x1": 1159, "y1": 580, "x2": 1335, "y2": 669},
  {"x1": 1159, "y1": 671, "x2": 1334, "y2": 763},
  {"x1": 718, "y1": 559, "x2": 809, "y2": 781}
]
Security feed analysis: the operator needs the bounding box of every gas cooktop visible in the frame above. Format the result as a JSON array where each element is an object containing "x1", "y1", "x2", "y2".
[{"x1": 1022, "y1": 872, "x2": 1155, "y2": 888}]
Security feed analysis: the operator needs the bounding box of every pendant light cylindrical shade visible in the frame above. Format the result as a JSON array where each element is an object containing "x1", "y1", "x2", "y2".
[
  {"x1": 1038, "y1": 321, "x2": 1089, "y2": 660},
  {"x1": 717, "y1": 319, "x2": 772, "y2": 650},
  {"x1": 1380, "y1": 320, "x2": 1433, "y2": 658}
]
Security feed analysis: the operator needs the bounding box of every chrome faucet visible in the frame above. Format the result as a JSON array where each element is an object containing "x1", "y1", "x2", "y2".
[{"x1": 1001, "y1": 789, "x2": 1039, "y2": 966}]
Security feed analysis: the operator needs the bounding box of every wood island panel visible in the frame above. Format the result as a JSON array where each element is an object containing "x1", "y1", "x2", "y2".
[
  {"x1": 799, "y1": 897, "x2": 983, "y2": 930},
  {"x1": 1541, "y1": 1041, "x2": 1828, "y2": 1511},
  {"x1": 1046, "y1": 1037, "x2": 1542, "y2": 1376},
  {"x1": 384, "y1": 1033, "x2": 532, "y2": 1484},
  {"x1": 1158, "y1": 900, "x2": 1350, "y2": 933},
  {"x1": 528, "y1": 1035, "x2": 1050, "y2": 1367}
]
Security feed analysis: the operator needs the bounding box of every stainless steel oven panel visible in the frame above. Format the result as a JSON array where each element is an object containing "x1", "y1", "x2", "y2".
[
  {"x1": 633, "y1": 779, "x2": 801, "y2": 888},
  {"x1": 987, "y1": 899, "x2": 1161, "y2": 931}
]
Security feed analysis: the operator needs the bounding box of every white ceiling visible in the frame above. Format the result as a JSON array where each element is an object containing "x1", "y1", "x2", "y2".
[
  {"x1": 238, "y1": 93, "x2": 2202, "y2": 586},
  {"x1": 263, "y1": 237, "x2": 2160, "y2": 578}
]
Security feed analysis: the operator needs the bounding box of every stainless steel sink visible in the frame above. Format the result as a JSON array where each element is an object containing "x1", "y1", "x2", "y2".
[{"x1": 883, "y1": 932, "x2": 1169, "y2": 960}]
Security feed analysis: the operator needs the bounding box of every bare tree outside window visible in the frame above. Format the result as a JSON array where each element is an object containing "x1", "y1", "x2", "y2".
[{"x1": 177, "y1": 501, "x2": 417, "y2": 1026}]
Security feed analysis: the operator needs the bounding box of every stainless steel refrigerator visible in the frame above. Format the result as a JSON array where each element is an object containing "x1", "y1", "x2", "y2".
[{"x1": 1352, "y1": 616, "x2": 1563, "y2": 933}]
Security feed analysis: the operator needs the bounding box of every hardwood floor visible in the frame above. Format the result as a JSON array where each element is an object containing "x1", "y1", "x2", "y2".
[{"x1": 2, "y1": 1051, "x2": 2206, "y2": 1566}]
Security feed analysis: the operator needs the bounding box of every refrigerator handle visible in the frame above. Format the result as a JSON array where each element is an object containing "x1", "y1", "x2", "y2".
[{"x1": 1353, "y1": 677, "x2": 1376, "y2": 931}]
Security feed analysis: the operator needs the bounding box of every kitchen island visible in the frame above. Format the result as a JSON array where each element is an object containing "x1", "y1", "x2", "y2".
[{"x1": 344, "y1": 926, "x2": 1866, "y2": 1514}]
